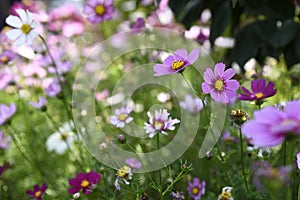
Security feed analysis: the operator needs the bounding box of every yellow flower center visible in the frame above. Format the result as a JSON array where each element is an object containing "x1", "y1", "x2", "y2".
[
  {"x1": 35, "y1": 191, "x2": 42, "y2": 198},
  {"x1": 214, "y1": 79, "x2": 224, "y2": 91},
  {"x1": 81, "y1": 180, "x2": 90, "y2": 187},
  {"x1": 21, "y1": 24, "x2": 31, "y2": 34},
  {"x1": 154, "y1": 121, "x2": 163, "y2": 130},
  {"x1": 95, "y1": 5, "x2": 105, "y2": 15},
  {"x1": 255, "y1": 92, "x2": 263, "y2": 99},
  {"x1": 1, "y1": 56, "x2": 8, "y2": 62},
  {"x1": 192, "y1": 187, "x2": 199, "y2": 195},
  {"x1": 117, "y1": 166, "x2": 130, "y2": 177},
  {"x1": 60, "y1": 133, "x2": 69, "y2": 141},
  {"x1": 118, "y1": 114, "x2": 127, "y2": 121},
  {"x1": 221, "y1": 191, "x2": 232, "y2": 199},
  {"x1": 171, "y1": 60, "x2": 184, "y2": 70}
]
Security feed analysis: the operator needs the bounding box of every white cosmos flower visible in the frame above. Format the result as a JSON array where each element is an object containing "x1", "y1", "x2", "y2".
[
  {"x1": 46, "y1": 121, "x2": 76, "y2": 155},
  {"x1": 5, "y1": 9, "x2": 39, "y2": 46}
]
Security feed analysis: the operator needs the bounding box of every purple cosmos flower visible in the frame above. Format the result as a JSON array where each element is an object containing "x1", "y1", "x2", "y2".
[
  {"x1": 130, "y1": 18, "x2": 145, "y2": 33},
  {"x1": 171, "y1": 191, "x2": 185, "y2": 200},
  {"x1": 252, "y1": 161, "x2": 292, "y2": 192},
  {"x1": 68, "y1": 171, "x2": 101, "y2": 194},
  {"x1": 0, "y1": 162, "x2": 10, "y2": 176},
  {"x1": 0, "y1": 103, "x2": 16, "y2": 125},
  {"x1": 125, "y1": 158, "x2": 142, "y2": 169},
  {"x1": 187, "y1": 178, "x2": 205, "y2": 200},
  {"x1": 153, "y1": 48, "x2": 200, "y2": 76},
  {"x1": 144, "y1": 109, "x2": 180, "y2": 138},
  {"x1": 0, "y1": 50, "x2": 16, "y2": 64},
  {"x1": 29, "y1": 97, "x2": 47, "y2": 109},
  {"x1": 297, "y1": 152, "x2": 300, "y2": 170},
  {"x1": 202, "y1": 62, "x2": 239, "y2": 104},
  {"x1": 44, "y1": 79, "x2": 61, "y2": 97},
  {"x1": 222, "y1": 130, "x2": 238, "y2": 144},
  {"x1": 114, "y1": 166, "x2": 133, "y2": 191},
  {"x1": 26, "y1": 184, "x2": 48, "y2": 200},
  {"x1": 238, "y1": 79, "x2": 276, "y2": 101},
  {"x1": 83, "y1": 0, "x2": 115, "y2": 24},
  {"x1": 0, "y1": 131, "x2": 11, "y2": 149},
  {"x1": 180, "y1": 95, "x2": 203, "y2": 113},
  {"x1": 242, "y1": 100, "x2": 300, "y2": 147},
  {"x1": 110, "y1": 107, "x2": 133, "y2": 128}
]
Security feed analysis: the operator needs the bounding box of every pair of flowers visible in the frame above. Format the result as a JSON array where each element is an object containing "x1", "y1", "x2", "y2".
[
  {"x1": 154, "y1": 48, "x2": 276, "y2": 104},
  {"x1": 110, "y1": 107, "x2": 180, "y2": 138}
]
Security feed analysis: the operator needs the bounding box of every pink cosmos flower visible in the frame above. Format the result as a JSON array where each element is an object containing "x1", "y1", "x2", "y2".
[
  {"x1": 110, "y1": 107, "x2": 133, "y2": 128},
  {"x1": 26, "y1": 184, "x2": 47, "y2": 200},
  {"x1": 144, "y1": 109, "x2": 180, "y2": 138},
  {"x1": 201, "y1": 62, "x2": 239, "y2": 103},
  {"x1": 84, "y1": 0, "x2": 115, "y2": 24},
  {"x1": 153, "y1": 49, "x2": 200, "y2": 76},
  {"x1": 125, "y1": 158, "x2": 141, "y2": 169},
  {"x1": 242, "y1": 100, "x2": 300, "y2": 147},
  {"x1": 238, "y1": 79, "x2": 277, "y2": 101},
  {"x1": 68, "y1": 171, "x2": 101, "y2": 194}
]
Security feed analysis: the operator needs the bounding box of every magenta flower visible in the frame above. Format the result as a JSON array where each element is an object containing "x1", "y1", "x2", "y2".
[
  {"x1": 29, "y1": 97, "x2": 47, "y2": 109},
  {"x1": 125, "y1": 158, "x2": 141, "y2": 169},
  {"x1": 242, "y1": 100, "x2": 300, "y2": 147},
  {"x1": 201, "y1": 62, "x2": 239, "y2": 103},
  {"x1": 187, "y1": 178, "x2": 205, "y2": 200},
  {"x1": 26, "y1": 184, "x2": 47, "y2": 200},
  {"x1": 130, "y1": 18, "x2": 145, "y2": 33},
  {"x1": 296, "y1": 152, "x2": 300, "y2": 170},
  {"x1": 153, "y1": 48, "x2": 200, "y2": 76},
  {"x1": 110, "y1": 107, "x2": 133, "y2": 128},
  {"x1": 238, "y1": 79, "x2": 276, "y2": 101},
  {"x1": 144, "y1": 109, "x2": 180, "y2": 138},
  {"x1": 0, "y1": 103, "x2": 16, "y2": 125},
  {"x1": 0, "y1": 162, "x2": 10, "y2": 176},
  {"x1": 68, "y1": 171, "x2": 101, "y2": 194},
  {"x1": 83, "y1": 0, "x2": 114, "y2": 24},
  {"x1": 0, "y1": 50, "x2": 15, "y2": 64},
  {"x1": 0, "y1": 131, "x2": 11, "y2": 149}
]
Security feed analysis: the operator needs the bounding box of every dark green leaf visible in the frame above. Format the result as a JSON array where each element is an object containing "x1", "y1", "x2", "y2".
[
  {"x1": 233, "y1": 23, "x2": 261, "y2": 68},
  {"x1": 255, "y1": 19, "x2": 298, "y2": 48},
  {"x1": 210, "y1": 1, "x2": 232, "y2": 44},
  {"x1": 169, "y1": 0, "x2": 208, "y2": 29}
]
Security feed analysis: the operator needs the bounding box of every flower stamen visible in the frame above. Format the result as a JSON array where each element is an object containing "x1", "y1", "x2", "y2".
[
  {"x1": 95, "y1": 5, "x2": 105, "y2": 15},
  {"x1": 171, "y1": 60, "x2": 184, "y2": 70},
  {"x1": 255, "y1": 92, "x2": 263, "y2": 99},
  {"x1": 214, "y1": 79, "x2": 224, "y2": 91},
  {"x1": 81, "y1": 180, "x2": 90, "y2": 187},
  {"x1": 21, "y1": 24, "x2": 31, "y2": 34}
]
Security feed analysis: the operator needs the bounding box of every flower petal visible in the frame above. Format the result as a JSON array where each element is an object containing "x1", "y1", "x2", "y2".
[
  {"x1": 5, "y1": 15, "x2": 22, "y2": 28},
  {"x1": 16, "y1": 9, "x2": 27, "y2": 23},
  {"x1": 203, "y1": 68, "x2": 215, "y2": 84},
  {"x1": 6, "y1": 29, "x2": 22, "y2": 40},
  {"x1": 214, "y1": 62, "x2": 225, "y2": 78},
  {"x1": 174, "y1": 49, "x2": 188, "y2": 59},
  {"x1": 201, "y1": 82, "x2": 213, "y2": 94},
  {"x1": 225, "y1": 79, "x2": 239, "y2": 90},
  {"x1": 186, "y1": 48, "x2": 200, "y2": 64},
  {"x1": 222, "y1": 68, "x2": 235, "y2": 80},
  {"x1": 251, "y1": 79, "x2": 266, "y2": 94}
]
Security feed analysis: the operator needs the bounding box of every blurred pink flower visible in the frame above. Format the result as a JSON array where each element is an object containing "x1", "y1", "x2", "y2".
[
  {"x1": 0, "y1": 131, "x2": 11, "y2": 149},
  {"x1": 84, "y1": 0, "x2": 115, "y2": 23}
]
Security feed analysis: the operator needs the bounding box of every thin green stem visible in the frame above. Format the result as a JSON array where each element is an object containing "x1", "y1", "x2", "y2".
[
  {"x1": 239, "y1": 128, "x2": 249, "y2": 193},
  {"x1": 156, "y1": 133, "x2": 163, "y2": 199}
]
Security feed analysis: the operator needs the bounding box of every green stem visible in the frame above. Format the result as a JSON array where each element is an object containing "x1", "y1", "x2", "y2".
[
  {"x1": 156, "y1": 134, "x2": 163, "y2": 199},
  {"x1": 201, "y1": 99, "x2": 225, "y2": 162},
  {"x1": 239, "y1": 128, "x2": 249, "y2": 193}
]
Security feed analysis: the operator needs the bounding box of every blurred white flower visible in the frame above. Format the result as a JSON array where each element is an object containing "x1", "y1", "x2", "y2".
[
  {"x1": 46, "y1": 121, "x2": 76, "y2": 155},
  {"x1": 5, "y1": 9, "x2": 39, "y2": 46}
]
